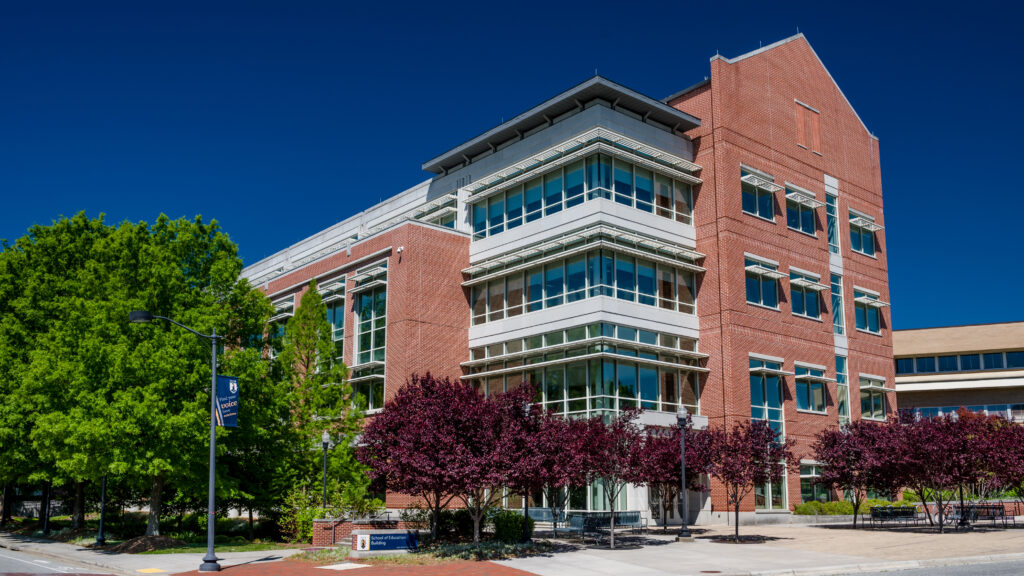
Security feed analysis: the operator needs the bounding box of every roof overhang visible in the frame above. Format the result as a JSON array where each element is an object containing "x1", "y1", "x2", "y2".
[{"x1": 422, "y1": 76, "x2": 702, "y2": 175}]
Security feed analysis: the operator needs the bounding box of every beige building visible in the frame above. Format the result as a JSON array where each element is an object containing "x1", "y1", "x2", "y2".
[{"x1": 894, "y1": 322, "x2": 1024, "y2": 420}]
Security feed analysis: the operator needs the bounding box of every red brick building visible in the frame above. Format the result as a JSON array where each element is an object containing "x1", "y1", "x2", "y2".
[{"x1": 242, "y1": 33, "x2": 894, "y2": 525}]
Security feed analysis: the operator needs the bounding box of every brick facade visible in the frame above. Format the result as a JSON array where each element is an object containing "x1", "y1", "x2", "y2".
[
  {"x1": 670, "y1": 35, "x2": 894, "y2": 515},
  {"x1": 248, "y1": 33, "x2": 893, "y2": 524}
]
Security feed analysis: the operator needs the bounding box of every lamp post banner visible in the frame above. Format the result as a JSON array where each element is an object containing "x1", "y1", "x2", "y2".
[{"x1": 215, "y1": 375, "x2": 239, "y2": 427}]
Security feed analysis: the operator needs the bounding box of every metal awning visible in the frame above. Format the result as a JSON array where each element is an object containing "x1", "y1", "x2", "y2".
[
  {"x1": 461, "y1": 350, "x2": 709, "y2": 380},
  {"x1": 463, "y1": 127, "x2": 702, "y2": 204},
  {"x1": 794, "y1": 372, "x2": 837, "y2": 383},
  {"x1": 461, "y1": 336, "x2": 708, "y2": 369},
  {"x1": 849, "y1": 216, "x2": 884, "y2": 232},
  {"x1": 854, "y1": 295, "x2": 890, "y2": 308},
  {"x1": 349, "y1": 265, "x2": 387, "y2": 285},
  {"x1": 749, "y1": 365, "x2": 795, "y2": 376},
  {"x1": 741, "y1": 173, "x2": 783, "y2": 193},
  {"x1": 785, "y1": 188, "x2": 825, "y2": 209},
  {"x1": 860, "y1": 380, "x2": 896, "y2": 392},
  {"x1": 348, "y1": 372, "x2": 385, "y2": 384},
  {"x1": 463, "y1": 224, "x2": 704, "y2": 279},
  {"x1": 348, "y1": 279, "x2": 387, "y2": 295},
  {"x1": 351, "y1": 360, "x2": 386, "y2": 372},
  {"x1": 363, "y1": 194, "x2": 457, "y2": 237},
  {"x1": 745, "y1": 264, "x2": 787, "y2": 280},
  {"x1": 790, "y1": 276, "x2": 829, "y2": 292}
]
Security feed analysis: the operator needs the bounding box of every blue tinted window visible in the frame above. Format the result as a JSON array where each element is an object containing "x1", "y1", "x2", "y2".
[
  {"x1": 757, "y1": 189, "x2": 773, "y2": 219},
  {"x1": 544, "y1": 172, "x2": 563, "y2": 215},
  {"x1": 761, "y1": 276, "x2": 778, "y2": 308},
  {"x1": 916, "y1": 356, "x2": 936, "y2": 373},
  {"x1": 895, "y1": 358, "x2": 914, "y2": 374},
  {"x1": 488, "y1": 195, "x2": 504, "y2": 234},
  {"x1": 566, "y1": 256, "x2": 586, "y2": 302},
  {"x1": 746, "y1": 273, "x2": 760, "y2": 303},
  {"x1": 614, "y1": 160, "x2": 633, "y2": 206},
  {"x1": 615, "y1": 255, "x2": 635, "y2": 301},
  {"x1": 544, "y1": 263, "x2": 564, "y2": 307},
  {"x1": 527, "y1": 269, "x2": 543, "y2": 312},
  {"x1": 473, "y1": 204, "x2": 487, "y2": 238},
  {"x1": 635, "y1": 168, "x2": 654, "y2": 212},
  {"x1": 1007, "y1": 351, "x2": 1024, "y2": 368},
  {"x1": 506, "y1": 188, "x2": 523, "y2": 229},
  {"x1": 850, "y1": 226, "x2": 862, "y2": 252},
  {"x1": 742, "y1": 183, "x2": 758, "y2": 214},
  {"x1": 565, "y1": 161, "x2": 585, "y2": 207},
  {"x1": 959, "y1": 354, "x2": 980, "y2": 371},
  {"x1": 938, "y1": 355, "x2": 958, "y2": 372},
  {"x1": 984, "y1": 353, "x2": 1005, "y2": 369},
  {"x1": 636, "y1": 260, "x2": 656, "y2": 306},
  {"x1": 525, "y1": 179, "x2": 543, "y2": 222},
  {"x1": 801, "y1": 206, "x2": 814, "y2": 234}
]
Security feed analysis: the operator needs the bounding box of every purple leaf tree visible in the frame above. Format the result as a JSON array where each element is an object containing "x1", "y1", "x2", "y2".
[
  {"x1": 639, "y1": 417, "x2": 713, "y2": 531},
  {"x1": 706, "y1": 419, "x2": 795, "y2": 542},
  {"x1": 583, "y1": 410, "x2": 647, "y2": 549}
]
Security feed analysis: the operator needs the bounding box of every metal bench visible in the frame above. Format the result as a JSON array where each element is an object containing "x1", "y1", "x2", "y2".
[
  {"x1": 564, "y1": 511, "x2": 648, "y2": 543},
  {"x1": 869, "y1": 506, "x2": 920, "y2": 528},
  {"x1": 525, "y1": 507, "x2": 565, "y2": 525}
]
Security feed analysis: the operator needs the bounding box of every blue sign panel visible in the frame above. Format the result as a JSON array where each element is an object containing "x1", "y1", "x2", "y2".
[
  {"x1": 355, "y1": 531, "x2": 418, "y2": 552},
  {"x1": 215, "y1": 375, "x2": 239, "y2": 428}
]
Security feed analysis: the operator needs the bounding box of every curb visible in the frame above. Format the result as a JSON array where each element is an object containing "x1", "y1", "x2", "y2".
[
  {"x1": 0, "y1": 536, "x2": 135, "y2": 576},
  {"x1": 750, "y1": 551, "x2": 1024, "y2": 576}
]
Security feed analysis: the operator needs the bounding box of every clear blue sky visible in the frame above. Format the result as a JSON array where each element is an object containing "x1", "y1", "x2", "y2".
[{"x1": 2, "y1": 1, "x2": 1022, "y2": 329}]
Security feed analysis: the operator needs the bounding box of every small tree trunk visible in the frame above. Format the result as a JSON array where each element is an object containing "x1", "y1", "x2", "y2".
[
  {"x1": 609, "y1": 492, "x2": 616, "y2": 550},
  {"x1": 937, "y1": 494, "x2": 945, "y2": 534},
  {"x1": 663, "y1": 486, "x2": 672, "y2": 532},
  {"x1": 958, "y1": 485, "x2": 966, "y2": 530},
  {"x1": 146, "y1": 475, "x2": 164, "y2": 537},
  {"x1": 2, "y1": 484, "x2": 11, "y2": 526},
  {"x1": 248, "y1": 507, "x2": 255, "y2": 541},
  {"x1": 852, "y1": 495, "x2": 862, "y2": 529},
  {"x1": 733, "y1": 497, "x2": 740, "y2": 543},
  {"x1": 472, "y1": 509, "x2": 481, "y2": 545},
  {"x1": 72, "y1": 481, "x2": 85, "y2": 529}
]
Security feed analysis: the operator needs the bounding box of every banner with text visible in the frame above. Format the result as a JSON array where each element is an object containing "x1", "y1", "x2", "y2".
[{"x1": 215, "y1": 375, "x2": 239, "y2": 427}]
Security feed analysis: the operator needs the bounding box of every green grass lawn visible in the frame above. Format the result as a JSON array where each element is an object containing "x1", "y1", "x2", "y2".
[{"x1": 139, "y1": 541, "x2": 304, "y2": 554}]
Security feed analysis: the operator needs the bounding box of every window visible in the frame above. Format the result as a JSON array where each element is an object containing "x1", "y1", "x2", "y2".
[
  {"x1": 831, "y1": 274, "x2": 844, "y2": 334},
  {"x1": 801, "y1": 464, "x2": 831, "y2": 503},
  {"x1": 853, "y1": 289, "x2": 885, "y2": 334},
  {"x1": 915, "y1": 356, "x2": 935, "y2": 373},
  {"x1": 959, "y1": 354, "x2": 980, "y2": 371},
  {"x1": 984, "y1": 352, "x2": 1005, "y2": 369},
  {"x1": 1008, "y1": 351, "x2": 1024, "y2": 368},
  {"x1": 470, "y1": 249, "x2": 697, "y2": 324},
  {"x1": 741, "y1": 170, "x2": 775, "y2": 220},
  {"x1": 790, "y1": 271, "x2": 823, "y2": 320},
  {"x1": 795, "y1": 365, "x2": 826, "y2": 413},
  {"x1": 859, "y1": 378, "x2": 886, "y2": 420},
  {"x1": 849, "y1": 211, "x2": 882, "y2": 257},
  {"x1": 745, "y1": 258, "x2": 782, "y2": 309},
  {"x1": 938, "y1": 355, "x2": 958, "y2": 372},
  {"x1": 786, "y1": 188, "x2": 817, "y2": 235},
  {"x1": 750, "y1": 358, "x2": 784, "y2": 437},
  {"x1": 326, "y1": 300, "x2": 345, "y2": 361},
  {"x1": 826, "y1": 193, "x2": 839, "y2": 254},
  {"x1": 836, "y1": 356, "x2": 850, "y2": 426},
  {"x1": 895, "y1": 358, "x2": 914, "y2": 375},
  {"x1": 756, "y1": 475, "x2": 787, "y2": 511},
  {"x1": 471, "y1": 153, "x2": 694, "y2": 239}
]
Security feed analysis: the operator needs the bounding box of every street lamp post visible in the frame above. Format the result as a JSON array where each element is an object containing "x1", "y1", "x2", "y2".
[
  {"x1": 96, "y1": 475, "x2": 107, "y2": 546},
  {"x1": 130, "y1": 310, "x2": 221, "y2": 572},
  {"x1": 321, "y1": 431, "x2": 330, "y2": 510},
  {"x1": 521, "y1": 401, "x2": 531, "y2": 543},
  {"x1": 676, "y1": 406, "x2": 692, "y2": 541}
]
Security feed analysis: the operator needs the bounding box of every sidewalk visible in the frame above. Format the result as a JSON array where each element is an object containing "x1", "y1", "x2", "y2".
[
  {"x1": 4, "y1": 524, "x2": 1024, "y2": 576},
  {"x1": 498, "y1": 524, "x2": 1024, "y2": 576},
  {"x1": 0, "y1": 532, "x2": 301, "y2": 575}
]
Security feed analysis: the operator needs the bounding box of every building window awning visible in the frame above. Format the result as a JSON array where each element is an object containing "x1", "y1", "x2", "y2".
[
  {"x1": 849, "y1": 215, "x2": 884, "y2": 232},
  {"x1": 741, "y1": 173, "x2": 783, "y2": 193},
  {"x1": 269, "y1": 298, "x2": 294, "y2": 322},
  {"x1": 461, "y1": 350, "x2": 709, "y2": 381},
  {"x1": 794, "y1": 372, "x2": 836, "y2": 383},
  {"x1": 854, "y1": 295, "x2": 889, "y2": 308},
  {"x1": 745, "y1": 264, "x2": 787, "y2": 280},
  {"x1": 362, "y1": 193, "x2": 458, "y2": 237},
  {"x1": 789, "y1": 276, "x2": 829, "y2": 292},
  {"x1": 462, "y1": 127, "x2": 702, "y2": 204},
  {"x1": 461, "y1": 336, "x2": 708, "y2": 369},
  {"x1": 462, "y1": 224, "x2": 704, "y2": 281},
  {"x1": 749, "y1": 366, "x2": 795, "y2": 376},
  {"x1": 860, "y1": 380, "x2": 896, "y2": 392},
  {"x1": 785, "y1": 189, "x2": 825, "y2": 209},
  {"x1": 348, "y1": 372, "x2": 386, "y2": 384},
  {"x1": 349, "y1": 265, "x2": 387, "y2": 285},
  {"x1": 348, "y1": 278, "x2": 387, "y2": 295}
]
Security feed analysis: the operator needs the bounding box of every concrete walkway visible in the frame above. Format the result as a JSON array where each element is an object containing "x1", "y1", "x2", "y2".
[
  {"x1": 0, "y1": 532, "x2": 300, "y2": 576},
  {"x1": 499, "y1": 524, "x2": 1024, "y2": 576}
]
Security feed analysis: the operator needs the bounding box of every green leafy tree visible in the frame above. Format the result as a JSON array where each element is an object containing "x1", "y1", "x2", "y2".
[{"x1": 275, "y1": 281, "x2": 369, "y2": 517}]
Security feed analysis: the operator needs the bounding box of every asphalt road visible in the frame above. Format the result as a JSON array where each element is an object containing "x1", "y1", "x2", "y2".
[
  {"x1": 839, "y1": 559, "x2": 1024, "y2": 576},
  {"x1": 0, "y1": 546, "x2": 109, "y2": 574}
]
